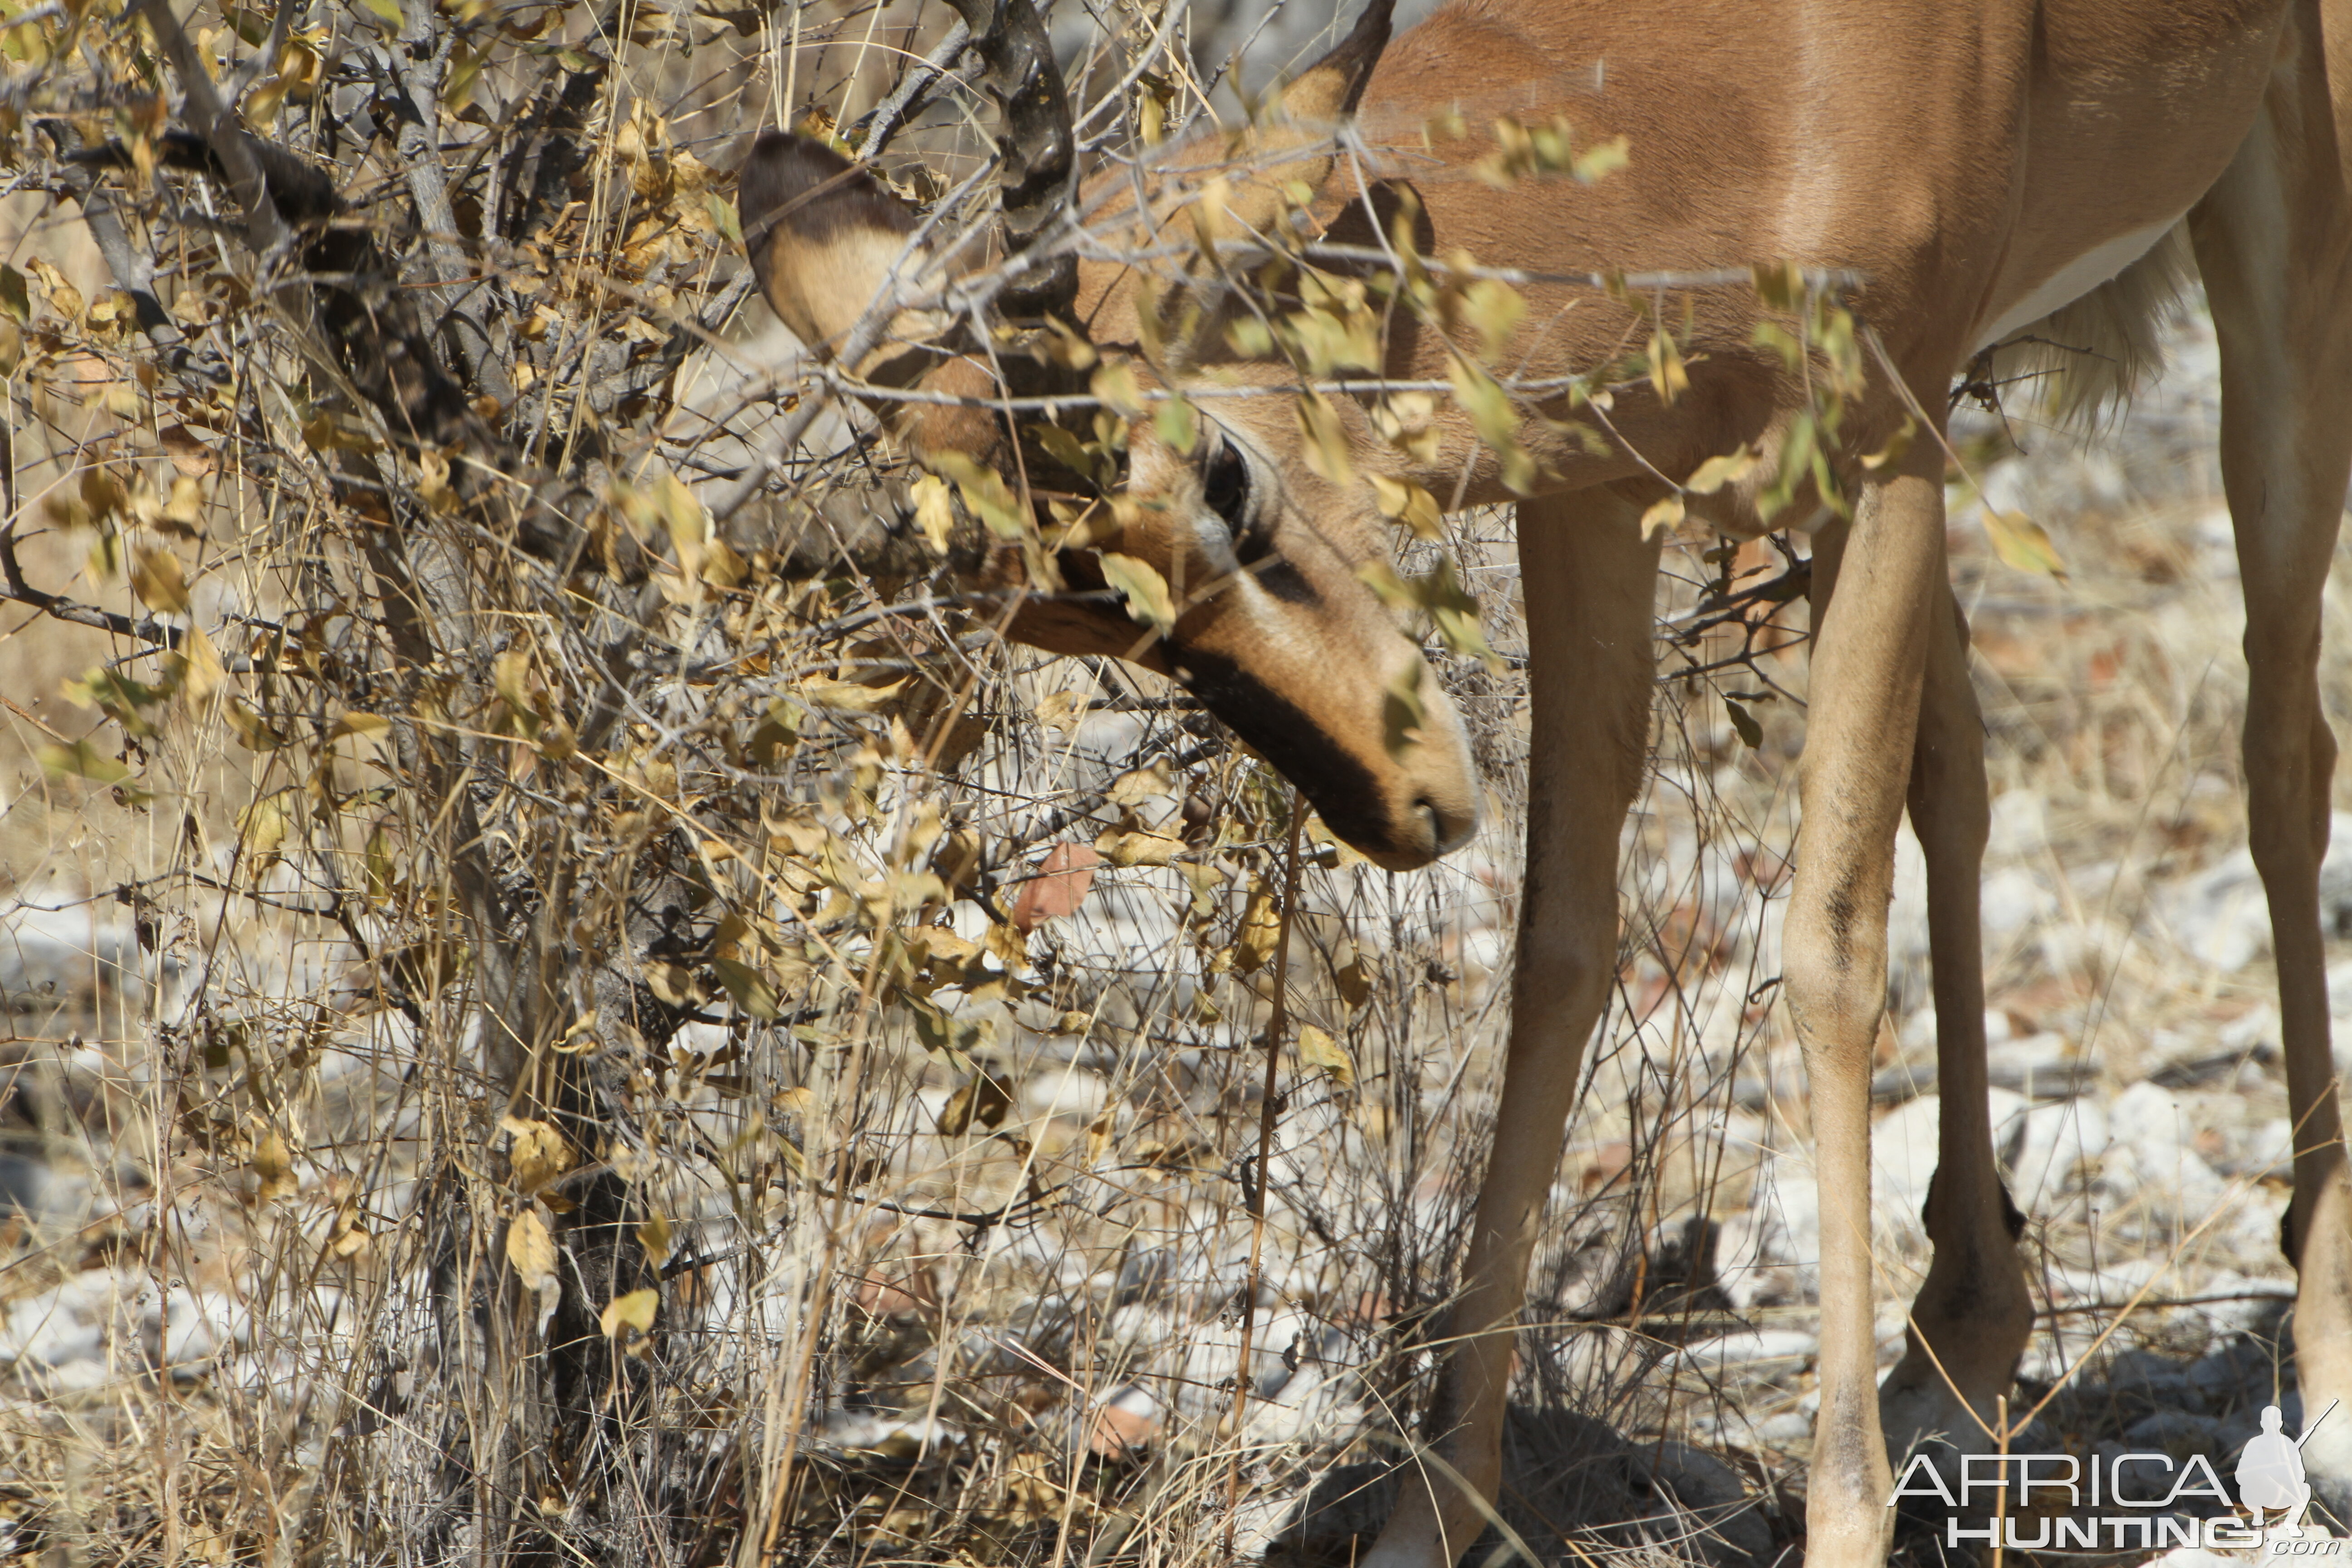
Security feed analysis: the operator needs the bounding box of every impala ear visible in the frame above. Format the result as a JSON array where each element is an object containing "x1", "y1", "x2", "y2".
[
  {"x1": 1275, "y1": 0, "x2": 1393, "y2": 124},
  {"x1": 1207, "y1": 0, "x2": 1395, "y2": 236},
  {"x1": 738, "y1": 132, "x2": 924, "y2": 359}
]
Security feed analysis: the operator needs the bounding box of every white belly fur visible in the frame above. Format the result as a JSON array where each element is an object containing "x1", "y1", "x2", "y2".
[{"x1": 1973, "y1": 215, "x2": 2185, "y2": 352}]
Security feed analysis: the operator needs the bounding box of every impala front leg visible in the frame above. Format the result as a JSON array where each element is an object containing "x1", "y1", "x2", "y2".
[
  {"x1": 1784, "y1": 446, "x2": 1945, "y2": 1568},
  {"x1": 1877, "y1": 586, "x2": 2034, "y2": 1470},
  {"x1": 1360, "y1": 490, "x2": 1660, "y2": 1568}
]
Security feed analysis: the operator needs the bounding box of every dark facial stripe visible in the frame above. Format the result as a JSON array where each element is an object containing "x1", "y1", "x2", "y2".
[
  {"x1": 1176, "y1": 646, "x2": 1396, "y2": 854},
  {"x1": 1252, "y1": 556, "x2": 1321, "y2": 607}
]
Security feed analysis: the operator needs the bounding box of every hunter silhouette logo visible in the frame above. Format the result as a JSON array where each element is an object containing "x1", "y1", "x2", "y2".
[
  {"x1": 2240, "y1": 1405, "x2": 2316, "y2": 1536},
  {"x1": 1889, "y1": 1399, "x2": 2344, "y2": 1553}
]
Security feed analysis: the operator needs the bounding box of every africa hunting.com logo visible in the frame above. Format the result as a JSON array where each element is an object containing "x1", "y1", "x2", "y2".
[{"x1": 1888, "y1": 1401, "x2": 2346, "y2": 1555}]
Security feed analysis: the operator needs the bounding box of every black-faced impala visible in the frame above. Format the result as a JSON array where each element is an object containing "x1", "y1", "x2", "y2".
[{"x1": 740, "y1": 0, "x2": 2352, "y2": 1561}]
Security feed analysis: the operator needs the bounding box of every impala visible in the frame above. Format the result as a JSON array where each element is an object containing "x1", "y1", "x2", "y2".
[{"x1": 741, "y1": 0, "x2": 2352, "y2": 1561}]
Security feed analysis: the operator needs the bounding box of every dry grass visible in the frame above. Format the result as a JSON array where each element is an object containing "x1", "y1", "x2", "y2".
[{"x1": 0, "y1": 4, "x2": 2339, "y2": 1565}]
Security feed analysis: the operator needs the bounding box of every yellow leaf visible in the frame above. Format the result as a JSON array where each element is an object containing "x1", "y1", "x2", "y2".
[
  {"x1": 1294, "y1": 1024, "x2": 1355, "y2": 1088},
  {"x1": 1089, "y1": 361, "x2": 1146, "y2": 420},
  {"x1": 501, "y1": 1116, "x2": 576, "y2": 1194},
  {"x1": 128, "y1": 545, "x2": 189, "y2": 613},
  {"x1": 1573, "y1": 136, "x2": 1630, "y2": 183},
  {"x1": 799, "y1": 676, "x2": 907, "y2": 713},
  {"x1": 1982, "y1": 509, "x2": 2068, "y2": 578},
  {"x1": 1859, "y1": 417, "x2": 1917, "y2": 472},
  {"x1": 1457, "y1": 278, "x2": 1524, "y2": 365},
  {"x1": 1683, "y1": 446, "x2": 1759, "y2": 495},
  {"x1": 1371, "y1": 475, "x2": 1442, "y2": 540},
  {"x1": 1294, "y1": 392, "x2": 1355, "y2": 487},
  {"x1": 250, "y1": 1130, "x2": 296, "y2": 1200},
  {"x1": 911, "y1": 474, "x2": 956, "y2": 555},
  {"x1": 1640, "y1": 495, "x2": 1685, "y2": 540},
  {"x1": 1234, "y1": 883, "x2": 1282, "y2": 974},
  {"x1": 507, "y1": 1210, "x2": 558, "y2": 1292},
  {"x1": 1099, "y1": 553, "x2": 1177, "y2": 636},
  {"x1": 176, "y1": 624, "x2": 225, "y2": 706},
  {"x1": 1647, "y1": 328, "x2": 1689, "y2": 408},
  {"x1": 1093, "y1": 828, "x2": 1182, "y2": 867},
  {"x1": 224, "y1": 699, "x2": 285, "y2": 751},
  {"x1": 599, "y1": 1287, "x2": 660, "y2": 1340},
  {"x1": 937, "y1": 1070, "x2": 1013, "y2": 1137},
  {"x1": 330, "y1": 710, "x2": 391, "y2": 741},
  {"x1": 642, "y1": 959, "x2": 700, "y2": 1007},
  {"x1": 701, "y1": 537, "x2": 749, "y2": 588},
  {"x1": 1106, "y1": 764, "x2": 1171, "y2": 806}
]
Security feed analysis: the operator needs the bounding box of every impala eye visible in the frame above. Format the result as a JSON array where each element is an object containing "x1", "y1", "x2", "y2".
[
  {"x1": 1200, "y1": 436, "x2": 1275, "y2": 564},
  {"x1": 1201, "y1": 437, "x2": 1250, "y2": 527}
]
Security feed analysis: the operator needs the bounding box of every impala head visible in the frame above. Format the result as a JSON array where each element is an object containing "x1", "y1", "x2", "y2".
[{"x1": 738, "y1": 0, "x2": 1476, "y2": 870}]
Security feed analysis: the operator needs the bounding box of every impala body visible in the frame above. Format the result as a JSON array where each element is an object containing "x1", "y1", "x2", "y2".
[{"x1": 744, "y1": 0, "x2": 2352, "y2": 1561}]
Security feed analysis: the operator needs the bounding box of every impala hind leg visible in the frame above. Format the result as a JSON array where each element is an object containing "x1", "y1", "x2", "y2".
[
  {"x1": 2191, "y1": 27, "x2": 2352, "y2": 1510},
  {"x1": 1876, "y1": 587, "x2": 2035, "y2": 1475},
  {"x1": 1358, "y1": 491, "x2": 1660, "y2": 1568},
  {"x1": 1784, "y1": 445, "x2": 1946, "y2": 1568}
]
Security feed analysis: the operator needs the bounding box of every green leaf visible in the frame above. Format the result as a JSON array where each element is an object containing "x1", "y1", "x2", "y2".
[
  {"x1": 1154, "y1": 393, "x2": 1198, "y2": 456},
  {"x1": 358, "y1": 0, "x2": 402, "y2": 27},
  {"x1": 1446, "y1": 355, "x2": 1537, "y2": 494},
  {"x1": 926, "y1": 451, "x2": 1029, "y2": 540},
  {"x1": 1294, "y1": 392, "x2": 1355, "y2": 487},
  {"x1": 1089, "y1": 361, "x2": 1146, "y2": 420},
  {"x1": 0, "y1": 265, "x2": 29, "y2": 324},
  {"x1": 63, "y1": 667, "x2": 169, "y2": 736},
  {"x1": 1099, "y1": 552, "x2": 1177, "y2": 636},
  {"x1": 36, "y1": 738, "x2": 132, "y2": 786},
  {"x1": 711, "y1": 957, "x2": 782, "y2": 1020},
  {"x1": 707, "y1": 192, "x2": 741, "y2": 246}
]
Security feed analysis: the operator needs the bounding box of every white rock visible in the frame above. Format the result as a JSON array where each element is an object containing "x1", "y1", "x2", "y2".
[
  {"x1": 2163, "y1": 850, "x2": 2272, "y2": 973},
  {"x1": 1017, "y1": 1068, "x2": 1109, "y2": 1119},
  {"x1": 2103, "y1": 1081, "x2": 2228, "y2": 1220},
  {"x1": 1987, "y1": 790, "x2": 2050, "y2": 860},
  {"x1": 1872, "y1": 1096, "x2": 1943, "y2": 1243},
  {"x1": 2003, "y1": 1098, "x2": 2111, "y2": 1209},
  {"x1": 1981, "y1": 867, "x2": 2059, "y2": 939}
]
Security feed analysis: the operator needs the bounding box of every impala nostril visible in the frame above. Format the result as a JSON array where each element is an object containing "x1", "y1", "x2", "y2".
[{"x1": 1413, "y1": 793, "x2": 1476, "y2": 857}]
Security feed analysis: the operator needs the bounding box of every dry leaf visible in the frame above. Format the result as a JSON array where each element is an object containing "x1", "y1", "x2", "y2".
[
  {"x1": 507, "y1": 1209, "x2": 557, "y2": 1292},
  {"x1": 1982, "y1": 509, "x2": 2068, "y2": 578},
  {"x1": 128, "y1": 545, "x2": 189, "y2": 613},
  {"x1": 600, "y1": 1287, "x2": 659, "y2": 1343},
  {"x1": 1011, "y1": 843, "x2": 1100, "y2": 932},
  {"x1": 1294, "y1": 1024, "x2": 1355, "y2": 1088},
  {"x1": 501, "y1": 1115, "x2": 575, "y2": 1194},
  {"x1": 1095, "y1": 828, "x2": 1182, "y2": 867}
]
